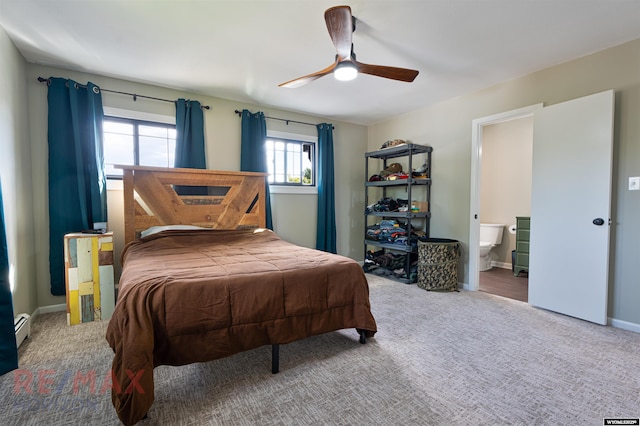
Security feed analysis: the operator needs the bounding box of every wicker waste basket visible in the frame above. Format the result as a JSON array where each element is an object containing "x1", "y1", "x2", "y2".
[{"x1": 417, "y1": 238, "x2": 460, "y2": 291}]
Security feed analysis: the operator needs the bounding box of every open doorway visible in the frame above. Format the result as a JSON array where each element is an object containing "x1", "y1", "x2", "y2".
[
  {"x1": 478, "y1": 117, "x2": 532, "y2": 302},
  {"x1": 467, "y1": 104, "x2": 542, "y2": 300},
  {"x1": 469, "y1": 92, "x2": 614, "y2": 323}
]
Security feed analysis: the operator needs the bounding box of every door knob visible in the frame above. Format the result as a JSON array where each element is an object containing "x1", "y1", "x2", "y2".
[{"x1": 592, "y1": 218, "x2": 605, "y2": 226}]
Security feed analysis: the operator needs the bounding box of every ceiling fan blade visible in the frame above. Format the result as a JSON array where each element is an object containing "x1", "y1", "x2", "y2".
[
  {"x1": 278, "y1": 62, "x2": 338, "y2": 88},
  {"x1": 354, "y1": 60, "x2": 419, "y2": 82},
  {"x1": 324, "y1": 5, "x2": 353, "y2": 60}
]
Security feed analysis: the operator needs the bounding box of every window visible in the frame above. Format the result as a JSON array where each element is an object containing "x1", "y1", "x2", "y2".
[
  {"x1": 265, "y1": 135, "x2": 315, "y2": 187},
  {"x1": 103, "y1": 117, "x2": 176, "y2": 177}
]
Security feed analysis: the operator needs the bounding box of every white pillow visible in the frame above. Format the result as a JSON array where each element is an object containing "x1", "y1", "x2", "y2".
[{"x1": 140, "y1": 225, "x2": 204, "y2": 238}]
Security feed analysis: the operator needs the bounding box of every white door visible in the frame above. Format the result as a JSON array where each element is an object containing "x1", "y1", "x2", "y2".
[{"x1": 529, "y1": 90, "x2": 614, "y2": 325}]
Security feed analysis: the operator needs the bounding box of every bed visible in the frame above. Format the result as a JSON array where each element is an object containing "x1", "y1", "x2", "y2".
[{"x1": 105, "y1": 166, "x2": 377, "y2": 425}]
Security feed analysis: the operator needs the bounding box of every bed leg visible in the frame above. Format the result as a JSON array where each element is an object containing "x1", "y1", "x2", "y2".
[
  {"x1": 357, "y1": 329, "x2": 367, "y2": 344},
  {"x1": 271, "y1": 344, "x2": 279, "y2": 374}
]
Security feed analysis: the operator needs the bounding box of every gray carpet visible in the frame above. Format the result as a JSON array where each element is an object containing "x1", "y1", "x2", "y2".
[{"x1": 1, "y1": 275, "x2": 639, "y2": 425}]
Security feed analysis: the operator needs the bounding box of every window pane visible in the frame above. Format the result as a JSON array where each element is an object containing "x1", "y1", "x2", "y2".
[
  {"x1": 168, "y1": 139, "x2": 176, "y2": 167},
  {"x1": 264, "y1": 137, "x2": 316, "y2": 187},
  {"x1": 104, "y1": 118, "x2": 176, "y2": 176},
  {"x1": 139, "y1": 135, "x2": 171, "y2": 167},
  {"x1": 274, "y1": 141, "x2": 286, "y2": 183},
  {"x1": 274, "y1": 148, "x2": 285, "y2": 183},
  {"x1": 286, "y1": 143, "x2": 301, "y2": 183},
  {"x1": 139, "y1": 124, "x2": 174, "y2": 168},
  {"x1": 302, "y1": 143, "x2": 313, "y2": 185},
  {"x1": 266, "y1": 140, "x2": 275, "y2": 183},
  {"x1": 103, "y1": 121, "x2": 134, "y2": 176},
  {"x1": 288, "y1": 143, "x2": 301, "y2": 154},
  {"x1": 104, "y1": 121, "x2": 133, "y2": 135},
  {"x1": 139, "y1": 124, "x2": 169, "y2": 138}
]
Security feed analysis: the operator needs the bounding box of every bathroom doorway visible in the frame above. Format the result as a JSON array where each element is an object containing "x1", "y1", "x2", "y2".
[
  {"x1": 478, "y1": 116, "x2": 533, "y2": 301},
  {"x1": 470, "y1": 92, "x2": 614, "y2": 322},
  {"x1": 467, "y1": 104, "x2": 542, "y2": 299}
]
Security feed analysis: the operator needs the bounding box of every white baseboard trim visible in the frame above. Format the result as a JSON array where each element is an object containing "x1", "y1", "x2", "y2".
[
  {"x1": 609, "y1": 317, "x2": 640, "y2": 334},
  {"x1": 29, "y1": 304, "x2": 66, "y2": 325},
  {"x1": 29, "y1": 307, "x2": 39, "y2": 324},
  {"x1": 36, "y1": 304, "x2": 66, "y2": 315},
  {"x1": 492, "y1": 261, "x2": 512, "y2": 270}
]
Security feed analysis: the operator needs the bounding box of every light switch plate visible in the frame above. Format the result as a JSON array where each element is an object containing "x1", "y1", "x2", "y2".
[{"x1": 629, "y1": 176, "x2": 640, "y2": 191}]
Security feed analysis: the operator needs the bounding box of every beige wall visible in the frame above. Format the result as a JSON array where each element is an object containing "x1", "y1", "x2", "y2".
[
  {"x1": 26, "y1": 64, "x2": 367, "y2": 307},
  {"x1": 480, "y1": 117, "x2": 533, "y2": 266},
  {"x1": 0, "y1": 26, "x2": 38, "y2": 316},
  {"x1": 369, "y1": 38, "x2": 640, "y2": 326}
]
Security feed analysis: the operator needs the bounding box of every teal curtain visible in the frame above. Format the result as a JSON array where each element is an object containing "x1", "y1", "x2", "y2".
[
  {"x1": 316, "y1": 123, "x2": 336, "y2": 253},
  {"x1": 47, "y1": 78, "x2": 106, "y2": 296},
  {"x1": 0, "y1": 178, "x2": 18, "y2": 376},
  {"x1": 174, "y1": 99, "x2": 207, "y2": 195},
  {"x1": 240, "y1": 109, "x2": 272, "y2": 229}
]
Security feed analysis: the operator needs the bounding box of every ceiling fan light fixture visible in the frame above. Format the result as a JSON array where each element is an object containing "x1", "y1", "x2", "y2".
[
  {"x1": 278, "y1": 6, "x2": 418, "y2": 88},
  {"x1": 334, "y1": 61, "x2": 358, "y2": 81}
]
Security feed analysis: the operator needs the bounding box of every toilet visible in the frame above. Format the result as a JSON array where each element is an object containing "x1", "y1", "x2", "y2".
[{"x1": 479, "y1": 223, "x2": 505, "y2": 271}]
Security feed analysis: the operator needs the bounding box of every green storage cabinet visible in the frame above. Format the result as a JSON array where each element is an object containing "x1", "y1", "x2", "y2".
[{"x1": 514, "y1": 216, "x2": 530, "y2": 276}]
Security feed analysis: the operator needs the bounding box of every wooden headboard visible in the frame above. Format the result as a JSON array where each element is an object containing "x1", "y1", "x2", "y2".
[{"x1": 117, "y1": 165, "x2": 267, "y2": 244}]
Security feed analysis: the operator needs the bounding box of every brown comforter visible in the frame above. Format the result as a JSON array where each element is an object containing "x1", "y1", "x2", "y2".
[{"x1": 105, "y1": 228, "x2": 377, "y2": 425}]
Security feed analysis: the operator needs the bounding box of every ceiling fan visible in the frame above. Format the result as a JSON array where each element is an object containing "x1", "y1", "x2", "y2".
[{"x1": 279, "y1": 5, "x2": 419, "y2": 88}]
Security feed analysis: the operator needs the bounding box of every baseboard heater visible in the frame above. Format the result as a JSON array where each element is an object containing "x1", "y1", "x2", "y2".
[{"x1": 14, "y1": 313, "x2": 30, "y2": 348}]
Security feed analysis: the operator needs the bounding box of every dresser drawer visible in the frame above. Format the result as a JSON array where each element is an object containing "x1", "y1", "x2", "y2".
[
  {"x1": 516, "y1": 229, "x2": 530, "y2": 241},
  {"x1": 516, "y1": 217, "x2": 530, "y2": 229},
  {"x1": 516, "y1": 240, "x2": 529, "y2": 254},
  {"x1": 516, "y1": 252, "x2": 529, "y2": 267}
]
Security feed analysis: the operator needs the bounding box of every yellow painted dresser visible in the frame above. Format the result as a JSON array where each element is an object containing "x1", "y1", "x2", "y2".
[{"x1": 63, "y1": 232, "x2": 115, "y2": 325}]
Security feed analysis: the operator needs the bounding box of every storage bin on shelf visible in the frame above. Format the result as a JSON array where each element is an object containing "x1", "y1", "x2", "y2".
[{"x1": 417, "y1": 238, "x2": 460, "y2": 291}]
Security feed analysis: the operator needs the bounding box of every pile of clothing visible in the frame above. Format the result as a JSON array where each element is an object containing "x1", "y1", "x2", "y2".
[
  {"x1": 365, "y1": 219, "x2": 409, "y2": 245},
  {"x1": 363, "y1": 249, "x2": 418, "y2": 282},
  {"x1": 380, "y1": 139, "x2": 406, "y2": 149},
  {"x1": 365, "y1": 197, "x2": 408, "y2": 214},
  {"x1": 368, "y1": 162, "x2": 410, "y2": 182},
  {"x1": 365, "y1": 218, "x2": 424, "y2": 248}
]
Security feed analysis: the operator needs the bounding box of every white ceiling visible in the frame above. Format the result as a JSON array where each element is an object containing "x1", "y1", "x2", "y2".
[{"x1": 2, "y1": 0, "x2": 640, "y2": 125}]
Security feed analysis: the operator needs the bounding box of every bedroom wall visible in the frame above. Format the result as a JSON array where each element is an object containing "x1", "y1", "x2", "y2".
[
  {"x1": 0, "y1": 26, "x2": 38, "y2": 317},
  {"x1": 25, "y1": 63, "x2": 368, "y2": 307},
  {"x1": 368, "y1": 37, "x2": 640, "y2": 327}
]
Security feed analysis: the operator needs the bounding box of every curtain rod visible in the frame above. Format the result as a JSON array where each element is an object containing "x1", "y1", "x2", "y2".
[
  {"x1": 234, "y1": 109, "x2": 333, "y2": 129},
  {"x1": 37, "y1": 77, "x2": 210, "y2": 110}
]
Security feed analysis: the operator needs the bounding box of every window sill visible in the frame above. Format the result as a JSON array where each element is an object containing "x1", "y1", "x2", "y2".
[{"x1": 269, "y1": 185, "x2": 317, "y2": 195}]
